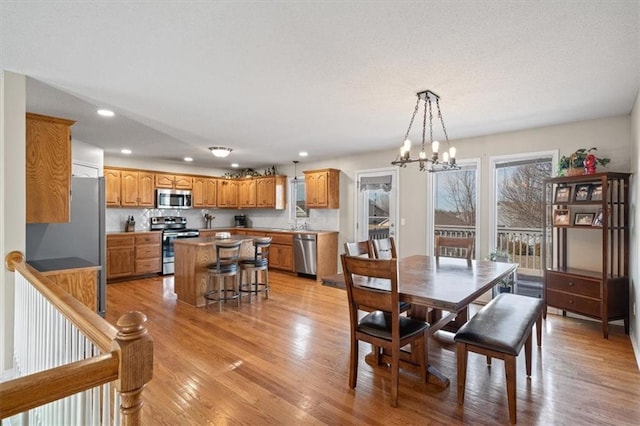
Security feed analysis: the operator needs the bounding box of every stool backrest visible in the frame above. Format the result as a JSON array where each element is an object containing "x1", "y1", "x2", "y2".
[
  {"x1": 215, "y1": 240, "x2": 242, "y2": 270},
  {"x1": 252, "y1": 237, "x2": 272, "y2": 266}
]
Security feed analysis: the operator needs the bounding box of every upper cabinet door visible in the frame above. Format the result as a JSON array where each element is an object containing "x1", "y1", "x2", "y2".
[
  {"x1": 104, "y1": 168, "x2": 121, "y2": 207},
  {"x1": 26, "y1": 113, "x2": 75, "y2": 223},
  {"x1": 304, "y1": 169, "x2": 340, "y2": 209}
]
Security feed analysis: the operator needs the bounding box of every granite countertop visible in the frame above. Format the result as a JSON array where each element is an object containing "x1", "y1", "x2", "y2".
[
  {"x1": 173, "y1": 235, "x2": 255, "y2": 246},
  {"x1": 28, "y1": 257, "x2": 100, "y2": 272},
  {"x1": 107, "y1": 230, "x2": 162, "y2": 235}
]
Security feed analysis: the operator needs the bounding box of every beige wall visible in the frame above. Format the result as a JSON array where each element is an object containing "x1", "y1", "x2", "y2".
[
  {"x1": 629, "y1": 88, "x2": 640, "y2": 367},
  {"x1": 1, "y1": 71, "x2": 26, "y2": 371}
]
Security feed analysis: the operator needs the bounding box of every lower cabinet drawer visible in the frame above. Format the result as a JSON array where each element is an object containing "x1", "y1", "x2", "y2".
[
  {"x1": 136, "y1": 244, "x2": 161, "y2": 260},
  {"x1": 135, "y1": 258, "x2": 161, "y2": 274},
  {"x1": 546, "y1": 289, "x2": 601, "y2": 317},
  {"x1": 546, "y1": 272, "x2": 601, "y2": 298}
]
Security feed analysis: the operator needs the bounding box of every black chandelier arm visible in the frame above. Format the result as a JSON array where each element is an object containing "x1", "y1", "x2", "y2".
[{"x1": 403, "y1": 96, "x2": 421, "y2": 143}]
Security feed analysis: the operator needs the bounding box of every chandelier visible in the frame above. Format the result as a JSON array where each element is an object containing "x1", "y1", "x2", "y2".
[
  {"x1": 209, "y1": 146, "x2": 233, "y2": 158},
  {"x1": 391, "y1": 90, "x2": 459, "y2": 172}
]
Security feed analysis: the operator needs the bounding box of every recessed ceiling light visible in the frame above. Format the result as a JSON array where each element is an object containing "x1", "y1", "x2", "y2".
[
  {"x1": 121, "y1": 148, "x2": 132, "y2": 155},
  {"x1": 299, "y1": 151, "x2": 308, "y2": 157},
  {"x1": 97, "y1": 109, "x2": 115, "y2": 117},
  {"x1": 184, "y1": 157, "x2": 193, "y2": 162},
  {"x1": 231, "y1": 163, "x2": 239, "y2": 168}
]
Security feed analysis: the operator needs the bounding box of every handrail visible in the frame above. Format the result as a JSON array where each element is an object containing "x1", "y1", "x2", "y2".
[
  {"x1": 5, "y1": 251, "x2": 117, "y2": 350},
  {"x1": 2, "y1": 251, "x2": 154, "y2": 424}
]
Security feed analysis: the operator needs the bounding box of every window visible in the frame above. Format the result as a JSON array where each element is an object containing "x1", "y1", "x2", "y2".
[
  {"x1": 290, "y1": 177, "x2": 309, "y2": 220},
  {"x1": 429, "y1": 161, "x2": 479, "y2": 258}
]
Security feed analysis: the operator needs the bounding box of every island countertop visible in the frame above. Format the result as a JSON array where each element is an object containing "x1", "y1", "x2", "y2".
[{"x1": 173, "y1": 235, "x2": 257, "y2": 307}]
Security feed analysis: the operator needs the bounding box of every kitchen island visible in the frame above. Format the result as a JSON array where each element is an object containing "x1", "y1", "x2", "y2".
[{"x1": 173, "y1": 235, "x2": 257, "y2": 307}]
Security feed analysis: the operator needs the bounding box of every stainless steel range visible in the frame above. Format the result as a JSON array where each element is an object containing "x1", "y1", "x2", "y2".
[{"x1": 151, "y1": 216, "x2": 200, "y2": 275}]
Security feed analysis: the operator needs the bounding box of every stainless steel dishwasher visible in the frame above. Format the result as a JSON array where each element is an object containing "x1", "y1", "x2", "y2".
[{"x1": 293, "y1": 233, "x2": 317, "y2": 277}]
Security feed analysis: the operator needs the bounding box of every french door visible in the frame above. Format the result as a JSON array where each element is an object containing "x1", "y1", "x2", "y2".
[{"x1": 355, "y1": 168, "x2": 398, "y2": 243}]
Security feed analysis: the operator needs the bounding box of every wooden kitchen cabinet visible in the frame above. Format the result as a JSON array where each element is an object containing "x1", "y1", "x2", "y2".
[
  {"x1": 304, "y1": 168, "x2": 340, "y2": 209},
  {"x1": 256, "y1": 176, "x2": 287, "y2": 209},
  {"x1": 193, "y1": 176, "x2": 217, "y2": 208},
  {"x1": 543, "y1": 172, "x2": 630, "y2": 338},
  {"x1": 26, "y1": 113, "x2": 75, "y2": 223},
  {"x1": 155, "y1": 173, "x2": 193, "y2": 189},
  {"x1": 135, "y1": 233, "x2": 162, "y2": 275},
  {"x1": 104, "y1": 167, "x2": 122, "y2": 207},
  {"x1": 107, "y1": 232, "x2": 162, "y2": 281},
  {"x1": 107, "y1": 234, "x2": 135, "y2": 280},
  {"x1": 238, "y1": 178, "x2": 257, "y2": 208},
  {"x1": 217, "y1": 179, "x2": 239, "y2": 208},
  {"x1": 265, "y1": 232, "x2": 294, "y2": 271},
  {"x1": 41, "y1": 267, "x2": 99, "y2": 312},
  {"x1": 105, "y1": 167, "x2": 155, "y2": 207}
]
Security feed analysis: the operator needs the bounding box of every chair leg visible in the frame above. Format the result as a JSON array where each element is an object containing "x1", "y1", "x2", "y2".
[
  {"x1": 390, "y1": 344, "x2": 400, "y2": 407},
  {"x1": 218, "y1": 276, "x2": 223, "y2": 312},
  {"x1": 349, "y1": 338, "x2": 358, "y2": 389},
  {"x1": 456, "y1": 342, "x2": 467, "y2": 404},
  {"x1": 235, "y1": 273, "x2": 240, "y2": 308},
  {"x1": 264, "y1": 268, "x2": 269, "y2": 299}
]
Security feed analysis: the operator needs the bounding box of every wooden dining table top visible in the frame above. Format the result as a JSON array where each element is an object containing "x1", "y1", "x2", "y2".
[{"x1": 351, "y1": 255, "x2": 518, "y2": 312}]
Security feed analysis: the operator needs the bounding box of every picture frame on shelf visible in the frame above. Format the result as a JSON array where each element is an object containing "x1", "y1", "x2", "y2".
[
  {"x1": 573, "y1": 184, "x2": 592, "y2": 202},
  {"x1": 574, "y1": 212, "x2": 595, "y2": 226},
  {"x1": 590, "y1": 184, "x2": 603, "y2": 201},
  {"x1": 554, "y1": 186, "x2": 571, "y2": 203},
  {"x1": 553, "y1": 209, "x2": 570, "y2": 226},
  {"x1": 592, "y1": 209, "x2": 604, "y2": 227}
]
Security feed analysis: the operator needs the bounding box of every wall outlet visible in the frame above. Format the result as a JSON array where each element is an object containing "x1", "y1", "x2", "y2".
[
  {"x1": 401, "y1": 218, "x2": 406, "y2": 226},
  {"x1": 633, "y1": 302, "x2": 636, "y2": 316}
]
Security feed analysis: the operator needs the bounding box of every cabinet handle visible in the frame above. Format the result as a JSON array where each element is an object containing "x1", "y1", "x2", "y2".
[
  {"x1": 568, "y1": 299, "x2": 574, "y2": 304},
  {"x1": 568, "y1": 281, "x2": 575, "y2": 286}
]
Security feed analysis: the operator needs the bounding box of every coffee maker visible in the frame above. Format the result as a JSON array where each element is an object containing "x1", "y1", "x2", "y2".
[{"x1": 234, "y1": 215, "x2": 247, "y2": 227}]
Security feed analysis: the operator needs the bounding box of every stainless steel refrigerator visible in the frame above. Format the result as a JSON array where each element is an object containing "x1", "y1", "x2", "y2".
[{"x1": 26, "y1": 177, "x2": 107, "y2": 316}]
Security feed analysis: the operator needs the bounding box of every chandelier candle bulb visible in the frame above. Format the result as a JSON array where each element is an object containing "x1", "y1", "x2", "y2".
[
  {"x1": 449, "y1": 146, "x2": 456, "y2": 159},
  {"x1": 443, "y1": 152, "x2": 449, "y2": 163},
  {"x1": 432, "y1": 140, "x2": 440, "y2": 153}
]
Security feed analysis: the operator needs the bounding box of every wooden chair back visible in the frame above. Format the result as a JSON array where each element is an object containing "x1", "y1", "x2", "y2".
[
  {"x1": 371, "y1": 237, "x2": 397, "y2": 259},
  {"x1": 341, "y1": 254, "x2": 399, "y2": 316},
  {"x1": 344, "y1": 241, "x2": 374, "y2": 258},
  {"x1": 435, "y1": 235, "x2": 474, "y2": 261}
]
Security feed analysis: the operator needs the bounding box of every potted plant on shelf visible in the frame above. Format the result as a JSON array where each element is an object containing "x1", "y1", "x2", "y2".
[{"x1": 558, "y1": 148, "x2": 610, "y2": 176}]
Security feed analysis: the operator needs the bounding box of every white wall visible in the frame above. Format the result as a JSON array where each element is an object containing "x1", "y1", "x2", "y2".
[
  {"x1": 629, "y1": 88, "x2": 640, "y2": 368},
  {"x1": 1, "y1": 71, "x2": 26, "y2": 372}
]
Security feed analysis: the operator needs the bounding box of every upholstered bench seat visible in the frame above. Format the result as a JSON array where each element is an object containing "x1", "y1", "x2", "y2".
[{"x1": 454, "y1": 293, "x2": 543, "y2": 424}]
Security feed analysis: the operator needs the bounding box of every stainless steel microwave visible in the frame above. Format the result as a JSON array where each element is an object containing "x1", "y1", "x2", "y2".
[{"x1": 156, "y1": 189, "x2": 192, "y2": 209}]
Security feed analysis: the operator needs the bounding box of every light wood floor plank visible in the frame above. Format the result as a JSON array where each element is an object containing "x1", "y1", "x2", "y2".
[{"x1": 105, "y1": 272, "x2": 640, "y2": 425}]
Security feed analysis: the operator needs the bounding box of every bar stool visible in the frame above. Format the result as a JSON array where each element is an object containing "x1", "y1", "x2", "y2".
[
  {"x1": 239, "y1": 237, "x2": 272, "y2": 303},
  {"x1": 204, "y1": 240, "x2": 242, "y2": 311}
]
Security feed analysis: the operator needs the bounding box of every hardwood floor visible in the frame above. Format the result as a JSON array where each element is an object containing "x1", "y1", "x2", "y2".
[{"x1": 106, "y1": 272, "x2": 640, "y2": 425}]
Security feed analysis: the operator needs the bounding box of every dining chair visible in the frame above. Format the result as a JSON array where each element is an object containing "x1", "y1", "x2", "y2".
[
  {"x1": 341, "y1": 254, "x2": 429, "y2": 407},
  {"x1": 371, "y1": 237, "x2": 397, "y2": 259},
  {"x1": 344, "y1": 240, "x2": 374, "y2": 258},
  {"x1": 239, "y1": 236, "x2": 272, "y2": 303},
  {"x1": 434, "y1": 235, "x2": 474, "y2": 264}
]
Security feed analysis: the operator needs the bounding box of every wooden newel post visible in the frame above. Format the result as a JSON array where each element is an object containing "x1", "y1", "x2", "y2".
[{"x1": 112, "y1": 311, "x2": 154, "y2": 425}]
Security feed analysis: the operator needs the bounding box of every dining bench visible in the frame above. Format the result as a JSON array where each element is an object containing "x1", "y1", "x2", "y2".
[{"x1": 454, "y1": 293, "x2": 543, "y2": 424}]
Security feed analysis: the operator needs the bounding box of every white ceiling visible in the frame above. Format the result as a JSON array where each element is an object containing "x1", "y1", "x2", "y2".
[{"x1": 2, "y1": 2, "x2": 639, "y2": 170}]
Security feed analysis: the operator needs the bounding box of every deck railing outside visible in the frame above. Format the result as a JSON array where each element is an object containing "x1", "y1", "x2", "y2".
[{"x1": 434, "y1": 225, "x2": 543, "y2": 276}]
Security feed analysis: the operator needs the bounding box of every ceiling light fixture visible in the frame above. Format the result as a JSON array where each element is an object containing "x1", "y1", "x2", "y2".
[
  {"x1": 184, "y1": 157, "x2": 193, "y2": 162},
  {"x1": 209, "y1": 146, "x2": 232, "y2": 158},
  {"x1": 121, "y1": 148, "x2": 132, "y2": 155},
  {"x1": 391, "y1": 90, "x2": 459, "y2": 172},
  {"x1": 231, "y1": 163, "x2": 239, "y2": 168},
  {"x1": 299, "y1": 151, "x2": 308, "y2": 157},
  {"x1": 97, "y1": 109, "x2": 114, "y2": 117}
]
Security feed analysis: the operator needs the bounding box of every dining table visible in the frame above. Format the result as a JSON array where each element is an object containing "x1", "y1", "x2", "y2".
[{"x1": 330, "y1": 254, "x2": 518, "y2": 389}]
